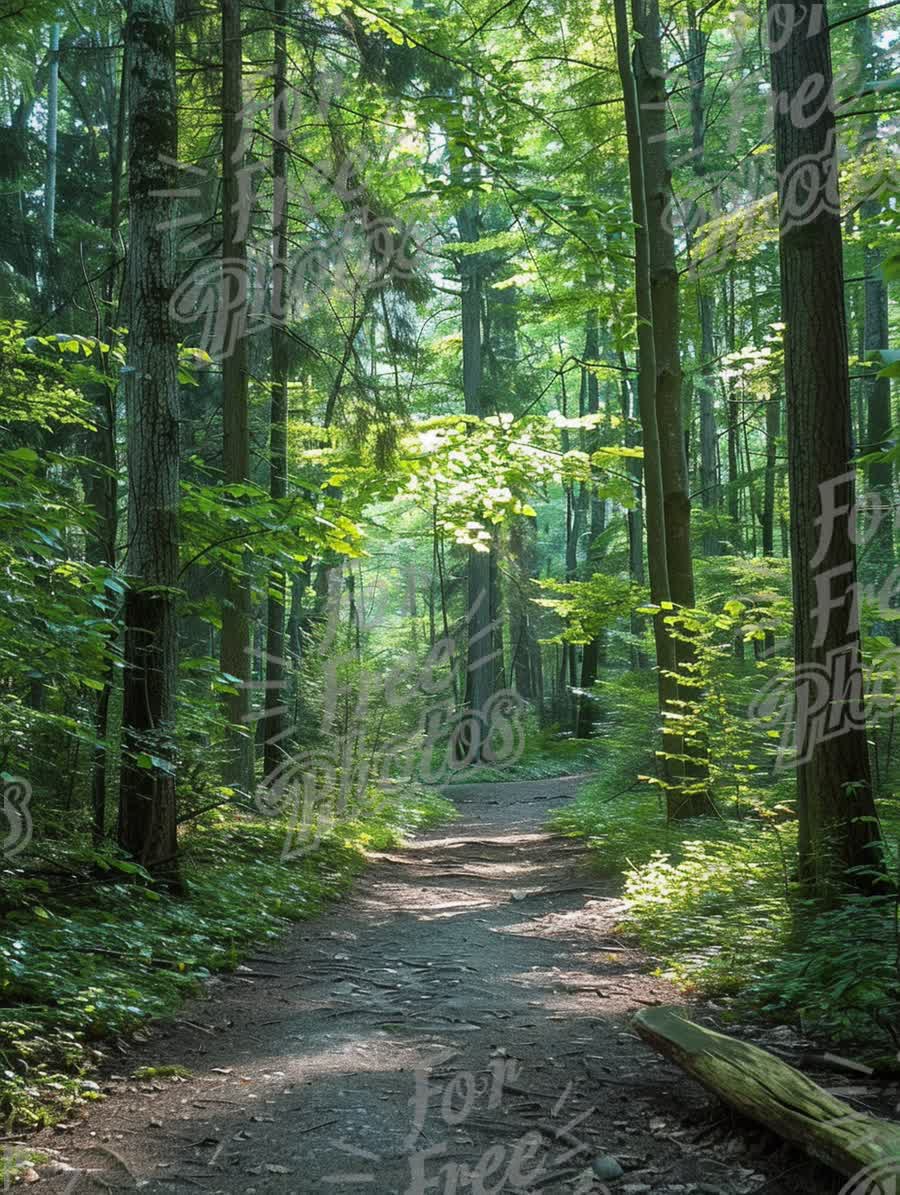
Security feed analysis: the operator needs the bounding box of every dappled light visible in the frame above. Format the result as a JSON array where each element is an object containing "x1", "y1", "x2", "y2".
[{"x1": 1, "y1": 0, "x2": 898, "y2": 1187}]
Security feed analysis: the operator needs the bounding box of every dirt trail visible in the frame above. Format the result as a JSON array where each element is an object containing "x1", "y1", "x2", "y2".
[{"x1": 29, "y1": 777, "x2": 836, "y2": 1194}]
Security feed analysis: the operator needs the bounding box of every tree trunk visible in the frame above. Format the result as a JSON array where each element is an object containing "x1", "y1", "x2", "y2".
[
  {"x1": 768, "y1": 0, "x2": 885, "y2": 895},
  {"x1": 632, "y1": 0, "x2": 708, "y2": 814},
  {"x1": 697, "y1": 291, "x2": 719, "y2": 555},
  {"x1": 220, "y1": 0, "x2": 254, "y2": 793},
  {"x1": 634, "y1": 1008, "x2": 900, "y2": 1182},
  {"x1": 613, "y1": 0, "x2": 683, "y2": 804},
  {"x1": 762, "y1": 390, "x2": 780, "y2": 558},
  {"x1": 619, "y1": 357, "x2": 648, "y2": 669},
  {"x1": 686, "y1": 4, "x2": 719, "y2": 557},
  {"x1": 560, "y1": 367, "x2": 585, "y2": 730},
  {"x1": 263, "y1": 0, "x2": 289, "y2": 785},
  {"x1": 117, "y1": 0, "x2": 180, "y2": 878},
  {"x1": 457, "y1": 191, "x2": 497, "y2": 763},
  {"x1": 82, "y1": 34, "x2": 128, "y2": 842},
  {"x1": 854, "y1": 13, "x2": 893, "y2": 577},
  {"x1": 44, "y1": 22, "x2": 60, "y2": 246},
  {"x1": 577, "y1": 495, "x2": 607, "y2": 738},
  {"x1": 577, "y1": 310, "x2": 605, "y2": 737},
  {"x1": 632, "y1": 0, "x2": 694, "y2": 611},
  {"x1": 724, "y1": 271, "x2": 742, "y2": 551},
  {"x1": 509, "y1": 518, "x2": 537, "y2": 705}
]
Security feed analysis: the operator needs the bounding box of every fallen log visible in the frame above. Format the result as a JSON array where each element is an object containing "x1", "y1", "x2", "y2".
[{"x1": 632, "y1": 1007, "x2": 900, "y2": 1184}]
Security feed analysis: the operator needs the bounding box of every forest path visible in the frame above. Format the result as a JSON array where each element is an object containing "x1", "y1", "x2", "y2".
[{"x1": 32, "y1": 776, "x2": 830, "y2": 1194}]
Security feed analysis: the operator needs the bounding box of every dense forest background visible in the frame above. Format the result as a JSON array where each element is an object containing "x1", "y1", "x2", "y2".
[{"x1": 0, "y1": 0, "x2": 898, "y2": 1135}]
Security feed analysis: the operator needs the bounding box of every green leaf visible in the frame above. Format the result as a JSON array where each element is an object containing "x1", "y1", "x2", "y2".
[
  {"x1": 6, "y1": 447, "x2": 39, "y2": 464},
  {"x1": 881, "y1": 251, "x2": 900, "y2": 284},
  {"x1": 864, "y1": 350, "x2": 900, "y2": 379}
]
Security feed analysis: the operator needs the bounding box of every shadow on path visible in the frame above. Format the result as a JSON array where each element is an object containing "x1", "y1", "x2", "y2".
[{"x1": 30, "y1": 776, "x2": 836, "y2": 1194}]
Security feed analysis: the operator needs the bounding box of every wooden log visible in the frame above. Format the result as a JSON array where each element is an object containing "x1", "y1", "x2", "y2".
[{"x1": 633, "y1": 1007, "x2": 900, "y2": 1184}]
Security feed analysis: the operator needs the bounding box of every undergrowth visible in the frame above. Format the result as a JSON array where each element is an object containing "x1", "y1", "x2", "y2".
[
  {"x1": 445, "y1": 723, "x2": 602, "y2": 784},
  {"x1": 552, "y1": 667, "x2": 900, "y2": 1054},
  {"x1": 0, "y1": 784, "x2": 452, "y2": 1131}
]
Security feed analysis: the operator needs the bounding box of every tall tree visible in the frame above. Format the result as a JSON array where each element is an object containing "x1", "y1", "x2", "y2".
[
  {"x1": 686, "y1": 2, "x2": 720, "y2": 557},
  {"x1": 117, "y1": 0, "x2": 180, "y2": 876},
  {"x1": 220, "y1": 0, "x2": 254, "y2": 792},
  {"x1": 43, "y1": 22, "x2": 60, "y2": 245},
  {"x1": 577, "y1": 309, "x2": 605, "y2": 738},
  {"x1": 632, "y1": 0, "x2": 695, "y2": 613},
  {"x1": 263, "y1": 0, "x2": 289, "y2": 784},
  {"x1": 618, "y1": 0, "x2": 709, "y2": 813},
  {"x1": 633, "y1": 0, "x2": 710, "y2": 814},
  {"x1": 854, "y1": 13, "x2": 893, "y2": 577},
  {"x1": 614, "y1": 0, "x2": 686, "y2": 814},
  {"x1": 768, "y1": 0, "x2": 885, "y2": 895},
  {"x1": 457, "y1": 188, "x2": 496, "y2": 762}
]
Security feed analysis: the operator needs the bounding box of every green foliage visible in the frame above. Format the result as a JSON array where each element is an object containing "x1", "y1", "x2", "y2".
[
  {"x1": 179, "y1": 475, "x2": 362, "y2": 578},
  {"x1": 444, "y1": 720, "x2": 603, "y2": 783},
  {"x1": 748, "y1": 892, "x2": 900, "y2": 1043},
  {"x1": 554, "y1": 681, "x2": 900, "y2": 1048},
  {"x1": 0, "y1": 331, "x2": 120, "y2": 776},
  {"x1": 653, "y1": 597, "x2": 788, "y2": 811},
  {"x1": 619, "y1": 818, "x2": 794, "y2": 996},
  {"x1": 534, "y1": 572, "x2": 642, "y2": 645},
  {"x1": 0, "y1": 784, "x2": 452, "y2": 1128},
  {"x1": 0, "y1": 322, "x2": 99, "y2": 429},
  {"x1": 0, "y1": 0, "x2": 896, "y2": 1130}
]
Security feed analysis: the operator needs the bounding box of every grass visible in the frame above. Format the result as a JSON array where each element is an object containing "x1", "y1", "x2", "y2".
[
  {"x1": 444, "y1": 724, "x2": 602, "y2": 784},
  {"x1": 555, "y1": 781, "x2": 795, "y2": 993},
  {"x1": 0, "y1": 782, "x2": 453, "y2": 1132}
]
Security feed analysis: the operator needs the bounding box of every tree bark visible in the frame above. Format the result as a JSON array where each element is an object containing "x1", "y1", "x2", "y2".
[
  {"x1": 220, "y1": 0, "x2": 254, "y2": 793},
  {"x1": 457, "y1": 190, "x2": 498, "y2": 763},
  {"x1": 632, "y1": 0, "x2": 709, "y2": 814},
  {"x1": 117, "y1": 0, "x2": 180, "y2": 878},
  {"x1": 44, "y1": 22, "x2": 60, "y2": 246},
  {"x1": 686, "y1": 3, "x2": 720, "y2": 557},
  {"x1": 577, "y1": 310, "x2": 605, "y2": 737},
  {"x1": 509, "y1": 517, "x2": 538, "y2": 706},
  {"x1": 697, "y1": 290, "x2": 719, "y2": 555},
  {"x1": 632, "y1": 0, "x2": 695, "y2": 611},
  {"x1": 82, "y1": 32, "x2": 128, "y2": 843},
  {"x1": 614, "y1": 0, "x2": 685, "y2": 805},
  {"x1": 634, "y1": 1007, "x2": 900, "y2": 1182},
  {"x1": 619, "y1": 356, "x2": 648, "y2": 669},
  {"x1": 768, "y1": 0, "x2": 885, "y2": 894},
  {"x1": 724, "y1": 271, "x2": 742, "y2": 551},
  {"x1": 854, "y1": 13, "x2": 893, "y2": 577},
  {"x1": 263, "y1": 0, "x2": 289, "y2": 785},
  {"x1": 762, "y1": 390, "x2": 780, "y2": 558}
]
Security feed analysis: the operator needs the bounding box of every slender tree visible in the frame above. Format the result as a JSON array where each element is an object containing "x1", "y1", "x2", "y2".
[
  {"x1": 854, "y1": 13, "x2": 893, "y2": 576},
  {"x1": 633, "y1": 0, "x2": 710, "y2": 813},
  {"x1": 614, "y1": 0, "x2": 686, "y2": 814},
  {"x1": 577, "y1": 309, "x2": 604, "y2": 738},
  {"x1": 457, "y1": 188, "x2": 496, "y2": 762},
  {"x1": 220, "y1": 0, "x2": 254, "y2": 792},
  {"x1": 263, "y1": 0, "x2": 289, "y2": 784},
  {"x1": 43, "y1": 22, "x2": 60, "y2": 248},
  {"x1": 686, "y1": 2, "x2": 720, "y2": 557},
  {"x1": 117, "y1": 0, "x2": 180, "y2": 876},
  {"x1": 632, "y1": 0, "x2": 695, "y2": 613}
]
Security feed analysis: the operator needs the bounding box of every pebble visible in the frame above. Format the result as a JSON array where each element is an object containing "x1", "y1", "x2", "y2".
[{"x1": 592, "y1": 1155, "x2": 625, "y2": 1180}]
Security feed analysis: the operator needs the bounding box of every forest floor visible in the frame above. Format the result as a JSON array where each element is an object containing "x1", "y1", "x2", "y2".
[{"x1": 22, "y1": 776, "x2": 854, "y2": 1193}]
